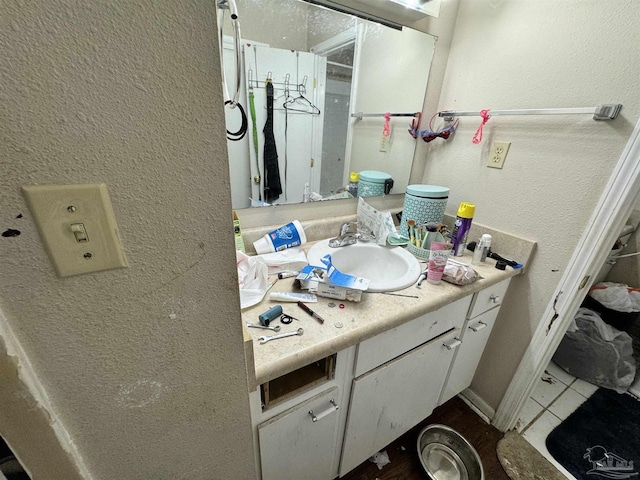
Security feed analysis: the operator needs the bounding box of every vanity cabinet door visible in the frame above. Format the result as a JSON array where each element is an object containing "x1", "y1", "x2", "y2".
[
  {"x1": 438, "y1": 306, "x2": 501, "y2": 406},
  {"x1": 339, "y1": 329, "x2": 460, "y2": 476},
  {"x1": 258, "y1": 386, "x2": 340, "y2": 480}
]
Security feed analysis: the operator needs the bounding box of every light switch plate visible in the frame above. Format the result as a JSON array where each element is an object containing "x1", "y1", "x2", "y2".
[{"x1": 22, "y1": 183, "x2": 128, "y2": 278}]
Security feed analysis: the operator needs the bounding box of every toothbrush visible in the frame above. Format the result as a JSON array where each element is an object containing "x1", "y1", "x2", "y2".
[
  {"x1": 407, "y1": 219, "x2": 415, "y2": 245},
  {"x1": 416, "y1": 225, "x2": 422, "y2": 248},
  {"x1": 416, "y1": 268, "x2": 428, "y2": 287}
]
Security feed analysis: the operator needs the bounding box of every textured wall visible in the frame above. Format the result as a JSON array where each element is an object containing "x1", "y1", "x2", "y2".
[
  {"x1": 0, "y1": 1, "x2": 255, "y2": 479},
  {"x1": 421, "y1": 0, "x2": 640, "y2": 409}
]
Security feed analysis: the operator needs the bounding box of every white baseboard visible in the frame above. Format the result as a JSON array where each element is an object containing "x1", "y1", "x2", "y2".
[{"x1": 459, "y1": 388, "x2": 495, "y2": 425}]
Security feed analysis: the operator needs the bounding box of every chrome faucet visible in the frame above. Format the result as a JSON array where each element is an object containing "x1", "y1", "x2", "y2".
[
  {"x1": 329, "y1": 222, "x2": 374, "y2": 247},
  {"x1": 340, "y1": 222, "x2": 358, "y2": 236}
]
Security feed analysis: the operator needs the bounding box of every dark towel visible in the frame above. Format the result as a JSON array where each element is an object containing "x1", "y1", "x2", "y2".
[{"x1": 263, "y1": 82, "x2": 282, "y2": 203}]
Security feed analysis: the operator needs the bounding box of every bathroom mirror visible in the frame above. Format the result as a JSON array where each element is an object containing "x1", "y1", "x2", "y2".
[{"x1": 220, "y1": 0, "x2": 436, "y2": 209}]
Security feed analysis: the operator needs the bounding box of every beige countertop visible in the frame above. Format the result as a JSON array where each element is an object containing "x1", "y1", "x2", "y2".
[{"x1": 242, "y1": 250, "x2": 522, "y2": 387}]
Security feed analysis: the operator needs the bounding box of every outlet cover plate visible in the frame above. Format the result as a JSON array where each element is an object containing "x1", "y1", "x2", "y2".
[
  {"x1": 488, "y1": 141, "x2": 511, "y2": 169},
  {"x1": 22, "y1": 183, "x2": 128, "y2": 278}
]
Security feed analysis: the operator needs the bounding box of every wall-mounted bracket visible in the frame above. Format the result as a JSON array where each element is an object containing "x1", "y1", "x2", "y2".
[{"x1": 593, "y1": 104, "x2": 623, "y2": 120}]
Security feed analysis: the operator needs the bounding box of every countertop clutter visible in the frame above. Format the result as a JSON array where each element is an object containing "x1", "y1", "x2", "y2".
[{"x1": 241, "y1": 249, "x2": 521, "y2": 388}]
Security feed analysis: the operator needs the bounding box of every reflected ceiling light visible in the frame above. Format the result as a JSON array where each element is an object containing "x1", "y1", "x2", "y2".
[{"x1": 388, "y1": 0, "x2": 433, "y2": 14}]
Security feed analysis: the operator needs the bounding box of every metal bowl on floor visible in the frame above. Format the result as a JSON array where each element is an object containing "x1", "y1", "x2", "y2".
[{"x1": 417, "y1": 424, "x2": 484, "y2": 480}]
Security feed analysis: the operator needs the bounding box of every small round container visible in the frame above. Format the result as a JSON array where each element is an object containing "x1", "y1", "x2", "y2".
[
  {"x1": 400, "y1": 185, "x2": 449, "y2": 237},
  {"x1": 417, "y1": 424, "x2": 484, "y2": 480},
  {"x1": 357, "y1": 170, "x2": 394, "y2": 197}
]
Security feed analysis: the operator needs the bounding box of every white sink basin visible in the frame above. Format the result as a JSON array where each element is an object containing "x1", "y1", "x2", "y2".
[{"x1": 306, "y1": 239, "x2": 421, "y2": 292}]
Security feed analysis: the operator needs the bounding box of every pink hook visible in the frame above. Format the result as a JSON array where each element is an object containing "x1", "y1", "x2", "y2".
[
  {"x1": 472, "y1": 109, "x2": 491, "y2": 144},
  {"x1": 383, "y1": 112, "x2": 391, "y2": 137}
]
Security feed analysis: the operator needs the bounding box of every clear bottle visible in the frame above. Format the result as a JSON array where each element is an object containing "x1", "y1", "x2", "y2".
[{"x1": 347, "y1": 172, "x2": 359, "y2": 198}]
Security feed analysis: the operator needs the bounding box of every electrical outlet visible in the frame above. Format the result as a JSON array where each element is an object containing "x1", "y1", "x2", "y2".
[
  {"x1": 380, "y1": 129, "x2": 392, "y2": 152},
  {"x1": 488, "y1": 141, "x2": 511, "y2": 169}
]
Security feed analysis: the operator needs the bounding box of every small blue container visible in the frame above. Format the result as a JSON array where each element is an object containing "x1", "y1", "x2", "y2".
[
  {"x1": 358, "y1": 170, "x2": 394, "y2": 197},
  {"x1": 400, "y1": 185, "x2": 449, "y2": 237}
]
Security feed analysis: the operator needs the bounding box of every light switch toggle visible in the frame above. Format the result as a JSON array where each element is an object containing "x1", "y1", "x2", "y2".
[{"x1": 70, "y1": 223, "x2": 89, "y2": 243}]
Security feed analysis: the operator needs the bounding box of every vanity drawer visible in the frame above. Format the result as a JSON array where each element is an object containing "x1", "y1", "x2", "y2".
[
  {"x1": 354, "y1": 296, "x2": 471, "y2": 377},
  {"x1": 468, "y1": 279, "x2": 511, "y2": 319}
]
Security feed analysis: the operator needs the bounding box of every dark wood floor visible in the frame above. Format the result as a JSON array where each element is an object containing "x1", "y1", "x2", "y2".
[{"x1": 340, "y1": 396, "x2": 510, "y2": 480}]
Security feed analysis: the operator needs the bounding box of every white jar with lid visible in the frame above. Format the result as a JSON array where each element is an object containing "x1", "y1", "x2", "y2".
[{"x1": 400, "y1": 185, "x2": 449, "y2": 237}]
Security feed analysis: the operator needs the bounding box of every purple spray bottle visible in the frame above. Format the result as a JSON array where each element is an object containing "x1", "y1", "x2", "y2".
[{"x1": 450, "y1": 202, "x2": 476, "y2": 256}]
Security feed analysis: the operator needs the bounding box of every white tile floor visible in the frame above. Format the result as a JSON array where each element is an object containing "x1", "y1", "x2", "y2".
[{"x1": 515, "y1": 360, "x2": 594, "y2": 479}]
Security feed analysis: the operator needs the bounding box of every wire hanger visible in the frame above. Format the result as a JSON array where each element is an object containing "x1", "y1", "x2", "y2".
[{"x1": 283, "y1": 76, "x2": 321, "y2": 115}]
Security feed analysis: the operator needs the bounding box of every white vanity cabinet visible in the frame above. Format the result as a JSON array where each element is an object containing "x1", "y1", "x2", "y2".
[
  {"x1": 250, "y1": 348, "x2": 355, "y2": 480},
  {"x1": 249, "y1": 277, "x2": 515, "y2": 480},
  {"x1": 258, "y1": 386, "x2": 342, "y2": 480},
  {"x1": 439, "y1": 278, "x2": 511, "y2": 405},
  {"x1": 339, "y1": 296, "x2": 471, "y2": 475},
  {"x1": 340, "y1": 329, "x2": 461, "y2": 475}
]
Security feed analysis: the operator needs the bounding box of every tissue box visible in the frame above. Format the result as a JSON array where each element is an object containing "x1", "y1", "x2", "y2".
[{"x1": 296, "y1": 257, "x2": 370, "y2": 302}]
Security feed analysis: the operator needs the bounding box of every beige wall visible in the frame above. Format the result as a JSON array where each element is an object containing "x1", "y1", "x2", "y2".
[
  {"x1": 3, "y1": 1, "x2": 639, "y2": 476},
  {"x1": 421, "y1": 0, "x2": 640, "y2": 408},
  {"x1": 348, "y1": 25, "x2": 436, "y2": 192},
  {"x1": 0, "y1": 1, "x2": 255, "y2": 479}
]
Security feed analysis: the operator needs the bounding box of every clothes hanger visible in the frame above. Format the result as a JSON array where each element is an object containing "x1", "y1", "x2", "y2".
[{"x1": 283, "y1": 76, "x2": 321, "y2": 115}]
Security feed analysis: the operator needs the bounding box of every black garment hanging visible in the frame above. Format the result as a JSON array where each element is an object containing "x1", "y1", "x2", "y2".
[{"x1": 263, "y1": 81, "x2": 282, "y2": 203}]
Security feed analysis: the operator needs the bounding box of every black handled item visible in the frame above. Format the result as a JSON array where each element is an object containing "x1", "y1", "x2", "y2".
[{"x1": 466, "y1": 242, "x2": 522, "y2": 268}]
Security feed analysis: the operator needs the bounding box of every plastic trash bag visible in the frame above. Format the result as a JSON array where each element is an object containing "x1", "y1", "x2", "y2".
[
  {"x1": 590, "y1": 282, "x2": 640, "y2": 313},
  {"x1": 553, "y1": 308, "x2": 636, "y2": 393},
  {"x1": 258, "y1": 247, "x2": 308, "y2": 275},
  {"x1": 442, "y1": 258, "x2": 481, "y2": 286},
  {"x1": 236, "y1": 251, "x2": 268, "y2": 309}
]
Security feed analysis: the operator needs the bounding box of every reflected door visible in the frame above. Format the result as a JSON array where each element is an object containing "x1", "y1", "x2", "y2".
[{"x1": 244, "y1": 45, "x2": 326, "y2": 205}]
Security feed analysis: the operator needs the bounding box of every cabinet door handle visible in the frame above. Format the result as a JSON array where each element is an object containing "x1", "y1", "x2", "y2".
[
  {"x1": 442, "y1": 338, "x2": 462, "y2": 350},
  {"x1": 489, "y1": 294, "x2": 501, "y2": 304},
  {"x1": 469, "y1": 321, "x2": 487, "y2": 332},
  {"x1": 308, "y1": 399, "x2": 339, "y2": 422}
]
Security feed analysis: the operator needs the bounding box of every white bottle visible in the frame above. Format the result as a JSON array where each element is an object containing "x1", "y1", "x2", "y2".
[
  {"x1": 253, "y1": 220, "x2": 307, "y2": 254},
  {"x1": 472, "y1": 234, "x2": 492, "y2": 264}
]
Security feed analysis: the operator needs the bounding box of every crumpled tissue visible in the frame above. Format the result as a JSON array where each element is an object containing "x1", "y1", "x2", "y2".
[
  {"x1": 237, "y1": 251, "x2": 268, "y2": 309},
  {"x1": 369, "y1": 450, "x2": 391, "y2": 470}
]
